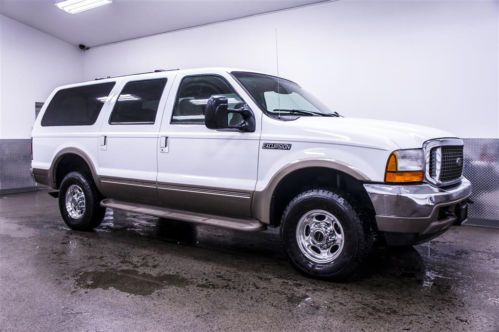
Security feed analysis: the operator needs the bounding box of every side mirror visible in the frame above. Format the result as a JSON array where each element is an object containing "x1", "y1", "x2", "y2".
[{"x1": 204, "y1": 96, "x2": 255, "y2": 132}]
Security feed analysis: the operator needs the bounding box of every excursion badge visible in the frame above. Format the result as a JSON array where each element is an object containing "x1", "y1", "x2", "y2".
[{"x1": 262, "y1": 143, "x2": 292, "y2": 150}]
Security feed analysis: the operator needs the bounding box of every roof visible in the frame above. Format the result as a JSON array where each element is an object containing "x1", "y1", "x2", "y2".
[{"x1": 58, "y1": 67, "x2": 272, "y2": 90}]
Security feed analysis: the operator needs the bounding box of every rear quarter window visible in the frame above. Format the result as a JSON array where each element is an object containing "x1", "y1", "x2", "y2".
[{"x1": 41, "y1": 82, "x2": 115, "y2": 126}]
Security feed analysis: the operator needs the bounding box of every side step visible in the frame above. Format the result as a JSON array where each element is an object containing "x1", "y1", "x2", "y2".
[{"x1": 100, "y1": 199, "x2": 266, "y2": 232}]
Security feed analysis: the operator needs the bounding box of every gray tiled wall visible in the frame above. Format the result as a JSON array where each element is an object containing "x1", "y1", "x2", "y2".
[
  {"x1": 463, "y1": 138, "x2": 499, "y2": 227},
  {"x1": 0, "y1": 139, "x2": 36, "y2": 194}
]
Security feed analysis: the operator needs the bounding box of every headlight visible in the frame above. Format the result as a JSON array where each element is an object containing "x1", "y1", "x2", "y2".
[{"x1": 385, "y1": 149, "x2": 425, "y2": 183}]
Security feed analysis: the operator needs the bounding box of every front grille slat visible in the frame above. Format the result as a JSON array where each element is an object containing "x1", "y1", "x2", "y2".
[{"x1": 428, "y1": 145, "x2": 463, "y2": 184}]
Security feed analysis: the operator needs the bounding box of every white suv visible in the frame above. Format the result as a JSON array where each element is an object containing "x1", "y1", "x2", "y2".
[{"x1": 31, "y1": 68, "x2": 471, "y2": 280}]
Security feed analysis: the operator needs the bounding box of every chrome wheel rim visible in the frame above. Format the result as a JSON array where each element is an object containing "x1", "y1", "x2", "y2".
[
  {"x1": 296, "y1": 209, "x2": 345, "y2": 264},
  {"x1": 65, "y1": 184, "x2": 86, "y2": 219}
]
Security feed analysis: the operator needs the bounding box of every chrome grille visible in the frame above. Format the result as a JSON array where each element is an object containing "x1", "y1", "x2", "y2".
[
  {"x1": 440, "y1": 146, "x2": 464, "y2": 181},
  {"x1": 428, "y1": 144, "x2": 464, "y2": 185}
]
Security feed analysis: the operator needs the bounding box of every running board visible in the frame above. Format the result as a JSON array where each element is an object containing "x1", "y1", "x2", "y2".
[{"x1": 100, "y1": 199, "x2": 265, "y2": 232}]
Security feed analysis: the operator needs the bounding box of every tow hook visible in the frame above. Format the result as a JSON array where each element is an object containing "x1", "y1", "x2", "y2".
[{"x1": 453, "y1": 200, "x2": 470, "y2": 226}]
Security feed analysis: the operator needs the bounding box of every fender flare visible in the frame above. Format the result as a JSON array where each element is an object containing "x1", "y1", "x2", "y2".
[
  {"x1": 49, "y1": 147, "x2": 102, "y2": 192},
  {"x1": 251, "y1": 159, "x2": 370, "y2": 224}
]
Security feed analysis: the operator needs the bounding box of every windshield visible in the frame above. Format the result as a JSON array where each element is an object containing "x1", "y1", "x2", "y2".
[{"x1": 232, "y1": 71, "x2": 338, "y2": 117}]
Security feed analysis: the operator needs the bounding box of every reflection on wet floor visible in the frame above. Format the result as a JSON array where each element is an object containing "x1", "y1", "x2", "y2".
[
  {"x1": 100, "y1": 209, "x2": 202, "y2": 245},
  {"x1": 99, "y1": 208, "x2": 432, "y2": 286},
  {"x1": 1, "y1": 190, "x2": 498, "y2": 331},
  {"x1": 75, "y1": 268, "x2": 192, "y2": 296},
  {"x1": 95, "y1": 207, "x2": 498, "y2": 309},
  {"x1": 100, "y1": 208, "x2": 282, "y2": 255}
]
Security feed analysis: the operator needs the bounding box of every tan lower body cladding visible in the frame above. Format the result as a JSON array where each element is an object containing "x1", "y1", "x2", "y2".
[{"x1": 99, "y1": 176, "x2": 253, "y2": 219}]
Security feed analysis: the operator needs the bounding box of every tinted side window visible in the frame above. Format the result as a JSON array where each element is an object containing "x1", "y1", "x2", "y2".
[
  {"x1": 109, "y1": 78, "x2": 167, "y2": 125},
  {"x1": 41, "y1": 82, "x2": 115, "y2": 126},
  {"x1": 172, "y1": 75, "x2": 243, "y2": 124}
]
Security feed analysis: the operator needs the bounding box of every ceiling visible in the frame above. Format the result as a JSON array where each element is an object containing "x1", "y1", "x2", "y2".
[{"x1": 0, "y1": 0, "x2": 327, "y2": 47}]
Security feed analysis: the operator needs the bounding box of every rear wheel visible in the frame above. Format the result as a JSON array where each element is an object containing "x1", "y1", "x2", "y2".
[
  {"x1": 58, "y1": 171, "x2": 105, "y2": 231},
  {"x1": 281, "y1": 189, "x2": 374, "y2": 280}
]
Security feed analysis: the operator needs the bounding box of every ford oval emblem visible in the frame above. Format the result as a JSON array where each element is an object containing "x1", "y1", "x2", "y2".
[{"x1": 456, "y1": 157, "x2": 463, "y2": 167}]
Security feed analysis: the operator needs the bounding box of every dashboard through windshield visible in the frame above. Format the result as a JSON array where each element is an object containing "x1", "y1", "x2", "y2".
[{"x1": 232, "y1": 71, "x2": 338, "y2": 118}]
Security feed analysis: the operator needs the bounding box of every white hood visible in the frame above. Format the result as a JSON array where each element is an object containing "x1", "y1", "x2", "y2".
[{"x1": 270, "y1": 117, "x2": 455, "y2": 151}]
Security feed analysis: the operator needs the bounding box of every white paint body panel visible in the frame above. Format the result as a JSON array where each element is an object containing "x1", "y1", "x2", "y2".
[
  {"x1": 31, "y1": 68, "x2": 459, "y2": 195},
  {"x1": 97, "y1": 73, "x2": 176, "y2": 183},
  {"x1": 157, "y1": 70, "x2": 261, "y2": 191},
  {"x1": 31, "y1": 82, "x2": 111, "y2": 176},
  {"x1": 257, "y1": 115, "x2": 454, "y2": 186}
]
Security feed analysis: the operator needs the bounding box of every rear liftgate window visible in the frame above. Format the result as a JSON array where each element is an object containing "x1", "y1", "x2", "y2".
[
  {"x1": 41, "y1": 82, "x2": 115, "y2": 126},
  {"x1": 109, "y1": 78, "x2": 167, "y2": 125}
]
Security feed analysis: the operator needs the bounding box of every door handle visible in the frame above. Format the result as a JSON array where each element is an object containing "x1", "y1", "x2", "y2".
[
  {"x1": 160, "y1": 136, "x2": 168, "y2": 153},
  {"x1": 100, "y1": 135, "x2": 107, "y2": 151}
]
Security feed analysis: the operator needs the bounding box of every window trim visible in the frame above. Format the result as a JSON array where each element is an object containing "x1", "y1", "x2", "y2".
[
  {"x1": 108, "y1": 77, "x2": 167, "y2": 126},
  {"x1": 40, "y1": 82, "x2": 116, "y2": 127},
  {"x1": 170, "y1": 74, "x2": 245, "y2": 125}
]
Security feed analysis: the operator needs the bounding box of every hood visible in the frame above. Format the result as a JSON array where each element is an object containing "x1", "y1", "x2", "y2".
[{"x1": 283, "y1": 117, "x2": 455, "y2": 150}]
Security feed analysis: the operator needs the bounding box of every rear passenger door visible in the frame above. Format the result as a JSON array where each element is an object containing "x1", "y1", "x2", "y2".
[{"x1": 98, "y1": 75, "x2": 174, "y2": 205}]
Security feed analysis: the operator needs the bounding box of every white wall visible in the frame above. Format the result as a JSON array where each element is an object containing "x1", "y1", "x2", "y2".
[
  {"x1": 0, "y1": 14, "x2": 83, "y2": 139},
  {"x1": 83, "y1": 0, "x2": 499, "y2": 138}
]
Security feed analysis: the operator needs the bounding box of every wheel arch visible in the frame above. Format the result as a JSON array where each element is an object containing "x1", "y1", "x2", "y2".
[
  {"x1": 252, "y1": 159, "x2": 375, "y2": 227},
  {"x1": 49, "y1": 148, "x2": 102, "y2": 192}
]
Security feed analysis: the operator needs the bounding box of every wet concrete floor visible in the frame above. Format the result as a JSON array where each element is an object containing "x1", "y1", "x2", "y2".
[{"x1": 0, "y1": 190, "x2": 498, "y2": 331}]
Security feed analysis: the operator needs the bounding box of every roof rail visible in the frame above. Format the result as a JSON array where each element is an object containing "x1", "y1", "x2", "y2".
[{"x1": 94, "y1": 68, "x2": 179, "y2": 80}]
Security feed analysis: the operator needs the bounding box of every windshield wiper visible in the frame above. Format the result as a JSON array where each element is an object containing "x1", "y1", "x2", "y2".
[{"x1": 273, "y1": 109, "x2": 338, "y2": 117}]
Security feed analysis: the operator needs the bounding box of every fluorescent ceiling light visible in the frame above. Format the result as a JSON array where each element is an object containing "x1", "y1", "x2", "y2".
[{"x1": 55, "y1": 0, "x2": 112, "y2": 14}]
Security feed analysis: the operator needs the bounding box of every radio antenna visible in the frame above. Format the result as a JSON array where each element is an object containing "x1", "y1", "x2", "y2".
[{"x1": 275, "y1": 28, "x2": 281, "y2": 119}]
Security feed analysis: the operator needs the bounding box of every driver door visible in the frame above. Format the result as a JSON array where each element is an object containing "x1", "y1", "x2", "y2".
[{"x1": 156, "y1": 72, "x2": 261, "y2": 217}]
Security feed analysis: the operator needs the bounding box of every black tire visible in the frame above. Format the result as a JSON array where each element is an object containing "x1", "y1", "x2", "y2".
[
  {"x1": 58, "y1": 171, "x2": 105, "y2": 231},
  {"x1": 280, "y1": 189, "x2": 374, "y2": 281}
]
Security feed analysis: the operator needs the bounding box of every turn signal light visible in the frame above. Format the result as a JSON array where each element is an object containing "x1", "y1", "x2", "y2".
[
  {"x1": 386, "y1": 153, "x2": 398, "y2": 172},
  {"x1": 385, "y1": 171, "x2": 424, "y2": 183}
]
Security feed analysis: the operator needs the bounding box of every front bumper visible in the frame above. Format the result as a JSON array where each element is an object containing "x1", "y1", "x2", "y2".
[{"x1": 364, "y1": 178, "x2": 472, "y2": 245}]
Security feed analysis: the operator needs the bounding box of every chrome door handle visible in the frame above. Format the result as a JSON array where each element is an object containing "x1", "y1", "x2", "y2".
[{"x1": 160, "y1": 136, "x2": 168, "y2": 153}]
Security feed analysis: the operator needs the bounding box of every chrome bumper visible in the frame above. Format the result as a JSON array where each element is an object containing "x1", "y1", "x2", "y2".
[{"x1": 364, "y1": 178, "x2": 472, "y2": 236}]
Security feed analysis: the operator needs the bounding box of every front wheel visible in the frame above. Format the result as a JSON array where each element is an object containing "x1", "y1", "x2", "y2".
[
  {"x1": 58, "y1": 171, "x2": 105, "y2": 231},
  {"x1": 281, "y1": 189, "x2": 374, "y2": 280}
]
